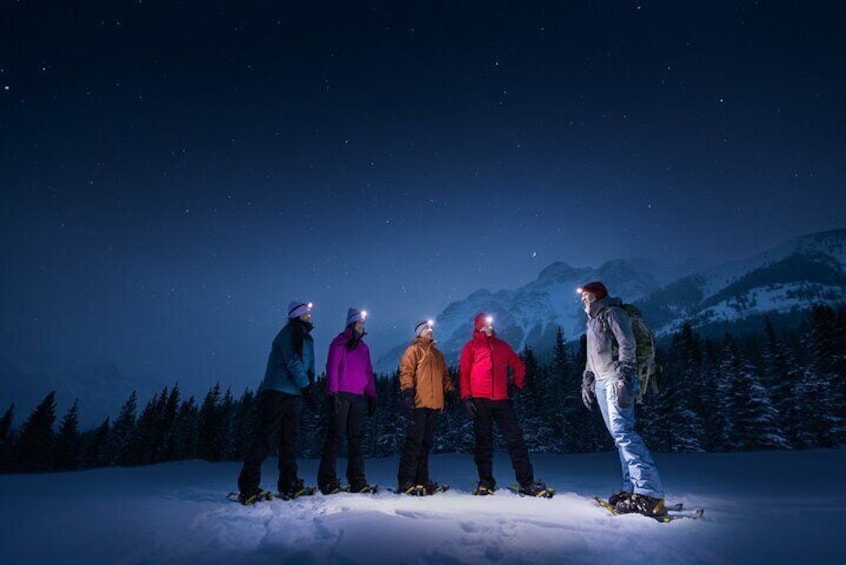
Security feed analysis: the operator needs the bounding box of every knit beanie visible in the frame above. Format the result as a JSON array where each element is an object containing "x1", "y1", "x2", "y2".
[
  {"x1": 579, "y1": 281, "x2": 608, "y2": 299},
  {"x1": 415, "y1": 320, "x2": 433, "y2": 337},
  {"x1": 346, "y1": 308, "x2": 367, "y2": 325},
  {"x1": 474, "y1": 313, "x2": 492, "y2": 331},
  {"x1": 288, "y1": 300, "x2": 312, "y2": 319}
]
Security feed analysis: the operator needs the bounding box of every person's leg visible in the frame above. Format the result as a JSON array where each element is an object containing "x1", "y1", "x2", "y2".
[
  {"x1": 345, "y1": 394, "x2": 367, "y2": 488},
  {"x1": 317, "y1": 394, "x2": 349, "y2": 491},
  {"x1": 276, "y1": 394, "x2": 302, "y2": 492},
  {"x1": 492, "y1": 400, "x2": 534, "y2": 486},
  {"x1": 415, "y1": 408, "x2": 438, "y2": 485},
  {"x1": 397, "y1": 408, "x2": 427, "y2": 487},
  {"x1": 472, "y1": 399, "x2": 495, "y2": 486},
  {"x1": 238, "y1": 390, "x2": 283, "y2": 494}
]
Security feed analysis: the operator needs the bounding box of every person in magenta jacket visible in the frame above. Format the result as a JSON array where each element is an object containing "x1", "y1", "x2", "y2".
[
  {"x1": 317, "y1": 307, "x2": 378, "y2": 494},
  {"x1": 459, "y1": 312, "x2": 549, "y2": 497}
]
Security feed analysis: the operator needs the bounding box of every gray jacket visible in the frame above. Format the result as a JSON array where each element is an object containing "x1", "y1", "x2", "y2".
[{"x1": 584, "y1": 296, "x2": 637, "y2": 380}]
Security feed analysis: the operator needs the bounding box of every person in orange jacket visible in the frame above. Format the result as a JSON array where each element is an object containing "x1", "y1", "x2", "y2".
[
  {"x1": 396, "y1": 319, "x2": 456, "y2": 495},
  {"x1": 459, "y1": 313, "x2": 550, "y2": 496}
]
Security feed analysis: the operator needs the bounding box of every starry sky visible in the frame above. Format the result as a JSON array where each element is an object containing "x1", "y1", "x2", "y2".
[{"x1": 1, "y1": 1, "x2": 844, "y2": 401}]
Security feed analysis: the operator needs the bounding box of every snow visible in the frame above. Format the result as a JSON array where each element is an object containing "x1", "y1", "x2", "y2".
[{"x1": 1, "y1": 449, "x2": 844, "y2": 564}]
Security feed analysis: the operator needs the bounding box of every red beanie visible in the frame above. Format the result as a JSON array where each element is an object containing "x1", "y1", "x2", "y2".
[
  {"x1": 474, "y1": 313, "x2": 489, "y2": 331},
  {"x1": 580, "y1": 281, "x2": 608, "y2": 299}
]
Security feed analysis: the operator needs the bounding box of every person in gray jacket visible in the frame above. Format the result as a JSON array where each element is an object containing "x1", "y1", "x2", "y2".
[
  {"x1": 236, "y1": 300, "x2": 319, "y2": 504},
  {"x1": 578, "y1": 281, "x2": 666, "y2": 517}
]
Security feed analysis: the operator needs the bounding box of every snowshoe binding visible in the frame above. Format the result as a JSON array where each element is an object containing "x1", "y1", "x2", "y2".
[
  {"x1": 228, "y1": 489, "x2": 273, "y2": 506},
  {"x1": 277, "y1": 479, "x2": 317, "y2": 500},
  {"x1": 472, "y1": 480, "x2": 497, "y2": 496},
  {"x1": 509, "y1": 481, "x2": 555, "y2": 498}
]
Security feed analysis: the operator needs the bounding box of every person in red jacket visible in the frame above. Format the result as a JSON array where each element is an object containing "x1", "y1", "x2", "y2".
[{"x1": 459, "y1": 313, "x2": 551, "y2": 497}]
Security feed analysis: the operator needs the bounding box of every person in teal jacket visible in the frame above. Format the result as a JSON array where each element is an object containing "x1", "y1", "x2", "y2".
[{"x1": 236, "y1": 300, "x2": 319, "y2": 504}]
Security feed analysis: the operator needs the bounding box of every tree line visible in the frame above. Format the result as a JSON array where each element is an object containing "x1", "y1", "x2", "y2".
[{"x1": 1, "y1": 304, "x2": 843, "y2": 473}]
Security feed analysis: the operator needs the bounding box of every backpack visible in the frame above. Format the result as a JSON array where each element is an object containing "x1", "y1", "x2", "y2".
[{"x1": 599, "y1": 303, "x2": 660, "y2": 404}]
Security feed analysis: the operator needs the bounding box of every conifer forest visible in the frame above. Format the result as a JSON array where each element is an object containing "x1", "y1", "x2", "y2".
[{"x1": 1, "y1": 305, "x2": 843, "y2": 474}]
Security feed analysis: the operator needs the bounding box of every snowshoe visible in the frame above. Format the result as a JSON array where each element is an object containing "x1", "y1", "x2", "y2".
[
  {"x1": 349, "y1": 481, "x2": 379, "y2": 494},
  {"x1": 396, "y1": 482, "x2": 426, "y2": 496},
  {"x1": 472, "y1": 480, "x2": 497, "y2": 496},
  {"x1": 277, "y1": 485, "x2": 317, "y2": 500},
  {"x1": 593, "y1": 495, "x2": 703, "y2": 522},
  {"x1": 508, "y1": 481, "x2": 555, "y2": 498},
  {"x1": 227, "y1": 489, "x2": 273, "y2": 506},
  {"x1": 421, "y1": 481, "x2": 449, "y2": 495},
  {"x1": 319, "y1": 480, "x2": 346, "y2": 495},
  {"x1": 615, "y1": 493, "x2": 667, "y2": 517}
]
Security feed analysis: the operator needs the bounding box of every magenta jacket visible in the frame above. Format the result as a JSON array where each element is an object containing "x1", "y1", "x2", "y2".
[{"x1": 325, "y1": 328, "x2": 377, "y2": 398}]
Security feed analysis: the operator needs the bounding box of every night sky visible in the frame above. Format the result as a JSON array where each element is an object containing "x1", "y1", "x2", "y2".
[{"x1": 1, "y1": 2, "x2": 844, "y2": 400}]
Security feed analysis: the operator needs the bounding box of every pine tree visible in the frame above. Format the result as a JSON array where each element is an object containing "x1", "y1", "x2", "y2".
[
  {"x1": 171, "y1": 396, "x2": 198, "y2": 460},
  {"x1": 54, "y1": 399, "x2": 82, "y2": 470},
  {"x1": 717, "y1": 334, "x2": 788, "y2": 451},
  {"x1": 653, "y1": 324, "x2": 704, "y2": 452},
  {"x1": 108, "y1": 391, "x2": 137, "y2": 466},
  {"x1": 0, "y1": 404, "x2": 15, "y2": 472},
  {"x1": 15, "y1": 391, "x2": 57, "y2": 472},
  {"x1": 797, "y1": 306, "x2": 846, "y2": 447},
  {"x1": 197, "y1": 383, "x2": 224, "y2": 461},
  {"x1": 761, "y1": 318, "x2": 804, "y2": 447},
  {"x1": 81, "y1": 417, "x2": 110, "y2": 468}
]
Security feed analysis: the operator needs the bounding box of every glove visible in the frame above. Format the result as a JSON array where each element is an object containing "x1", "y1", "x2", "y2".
[
  {"x1": 581, "y1": 370, "x2": 595, "y2": 410},
  {"x1": 614, "y1": 365, "x2": 636, "y2": 408},
  {"x1": 507, "y1": 382, "x2": 519, "y2": 399},
  {"x1": 307, "y1": 369, "x2": 315, "y2": 385},
  {"x1": 300, "y1": 384, "x2": 319, "y2": 412},
  {"x1": 367, "y1": 395, "x2": 376, "y2": 417},
  {"x1": 401, "y1": 388, "x2": 415, "y2": 417},
  {"x1": 464, "y1": 398, "x2": 477, "y2": 418},
  {"x1": 444, "y1": 391, "x2": 457, "y2": 411},
  {"x1": 328, "y1": 393, "x2": 340, "y2": 416}
]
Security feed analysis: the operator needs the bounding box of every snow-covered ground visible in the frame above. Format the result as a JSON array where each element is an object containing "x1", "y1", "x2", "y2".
[{"x1": 1, "y1": 449, "x2": 843, "y2": 564}]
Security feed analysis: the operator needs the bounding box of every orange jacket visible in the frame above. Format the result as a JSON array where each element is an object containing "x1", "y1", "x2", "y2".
[
  {"x1": 399, "y1": 338, "x2": 454, "y2": 409},
  {"x1": 459, "y1": 330, "x2": 525, "y2": 400}
]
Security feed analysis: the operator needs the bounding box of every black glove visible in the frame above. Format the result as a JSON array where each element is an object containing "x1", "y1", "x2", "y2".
[
  {"x1": 444, "y1": 391, "x2": 457, "y2": 411},
  {"x1": 464, "y1": 398, "x2": 477, "y2": 418},
  {"x1": 614, "y1": 364, "x2": 636, "y2": 408},
  {"x1": 300, "y1": 384, "x2": 319, "y2": 412},
  {"x1": 401, "y1": 388, "x2": 415, "y2": 416},
  {"x1": 367, "y1": 395, "x2": 376, "y2": 417},
  {"x1": 307, "y1": 369, "x2": 315, "y2": 386},
  {"x1": 581, "y1": 370, "x2": 596, "y2": 410},
  {"x1": 508, "y1": 382, "x2": 519, "y2": 399},
  {"x1": 328, "y1": 393, "x2": 340, "y2": 416}
]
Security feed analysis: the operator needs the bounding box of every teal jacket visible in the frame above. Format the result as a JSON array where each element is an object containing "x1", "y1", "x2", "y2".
[{"x1": 260, "y1": 319, "x2": 315, "y2": 395}]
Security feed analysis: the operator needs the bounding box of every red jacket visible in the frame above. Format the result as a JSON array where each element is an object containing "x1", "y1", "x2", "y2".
[{"x1": 459, "y1": 330, "x2": 525, "y2": 400}]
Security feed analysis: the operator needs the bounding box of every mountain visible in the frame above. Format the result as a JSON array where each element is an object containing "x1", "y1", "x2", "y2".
[
  {"x1": 375, "y1": 259, "x2": 660, "y2": 372},
  {"x1": 375, "y1": 228, "x2": 846, "y2": 373},
  {"x1": 636, "y1": 228, "x2": 846, "y2": 338}
]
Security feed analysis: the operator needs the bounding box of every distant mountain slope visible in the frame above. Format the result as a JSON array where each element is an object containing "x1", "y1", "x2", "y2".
[
  {"x1": 376, "y1": 259, "x2": 660, "y2": 372},
  {"x1": 636, "y1": 228, "x2": 845, "y2": 336},
  {"x1": 376, "y1": 229, "x2": 846, "y2": 373}
]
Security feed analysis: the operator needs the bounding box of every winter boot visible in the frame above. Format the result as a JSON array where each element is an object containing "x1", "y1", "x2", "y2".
[
  {"x1": 278, "y1": 478, "x2": 315, "y2": 500},
  {"x1": 319, "y1": 479, "x2": 344, "y2": 495},
  {"x1": 608, "y1": 491, "x2": 632, "y2": 507},
  {"x1": 421, "y1": 480, "x2": 443, "y2": 495},
  {"x1": 236, "y1": 489, "x2": 273, "y2": 505},
  {"x1": 349, "y1": 480, "x2": 377, "y2": 493},
  {"x1": 518, "y1": 480, "x2": 553, "y2": 498},
  {"x1": 472, "y1": 479, "x2": 497, "y2": 496},
  {"x1": 398, "y1": 481, "x2": 425, "y2": 496},
  {"x1": 614, "y1": 493, "x2": 667, "y2": 517}
]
